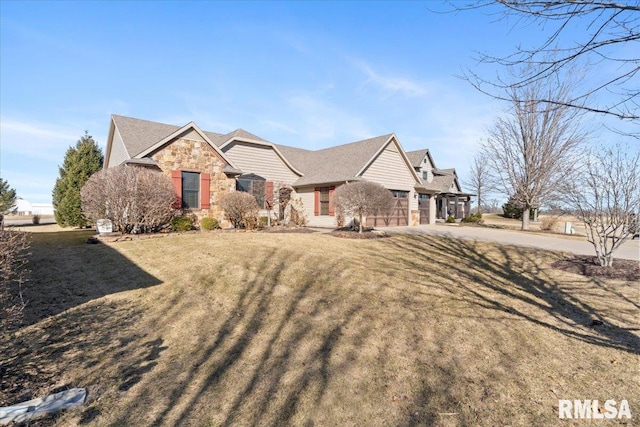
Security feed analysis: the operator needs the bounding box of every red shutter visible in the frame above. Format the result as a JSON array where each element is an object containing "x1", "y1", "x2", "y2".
[
  {"x1": 314, "y1": 188, "x2": 319, "y2": 216},
  {"x1": 265, "y1": 181, "x2": 274, "y2": 209},
  {"x1": 200, "y1": 172, "x2": 211, "y2": 209},
  {"x1": 171, "y1": 170, "x2": 182, "y2": 209},
  {"x1": 329, "y1": 186, "x2": 335, "y2": 216}
]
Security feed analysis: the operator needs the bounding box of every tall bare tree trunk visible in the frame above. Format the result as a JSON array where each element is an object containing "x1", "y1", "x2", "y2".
[{"x1": 522, "y1": 207, "x2": 530, "y2": 230}]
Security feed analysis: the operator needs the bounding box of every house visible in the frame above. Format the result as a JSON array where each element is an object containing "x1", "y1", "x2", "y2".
[
  {"x1": 104, "y1": 115, "x2": 472, "y2": 227},
  {"x1": 406, "y1": 149, "x2": 473, "y2": 221}
]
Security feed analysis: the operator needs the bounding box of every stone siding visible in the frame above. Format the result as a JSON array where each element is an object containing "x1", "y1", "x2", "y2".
[
  {"x1": 410, "y1": 210, "x2": 420, "y2": 227},
  {"x1": 151, "y1": 137, "x2": 235, "y2": 225}
]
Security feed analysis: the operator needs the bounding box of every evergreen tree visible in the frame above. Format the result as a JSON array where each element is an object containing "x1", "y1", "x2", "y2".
[
  {"x1": 52, "y1": 131, "x2": 103, "y2": 227},
  {"x1": 0, "y1": 178, "x2": 17, "y2": 214}
]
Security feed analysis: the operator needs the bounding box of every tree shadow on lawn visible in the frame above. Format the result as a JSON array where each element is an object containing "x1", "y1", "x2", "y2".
[
  {"x1": 0, "y1": 298, "x2": 167, "y2": 417},
  {"x1": 106, "y1": 249, "x2": 374, "y2": 427},
  {"x1": 21, "y1": 230, "x2": 163, "y2": 326},
  {"x1": 362, "y1": 234, "x2": 639, "y2": 425},
  {"x1": 106, "y1": 239, "x2": 516, "y2": 426},
  {"x1": 374, "y1": 234, "x2": 639, "y2": 356},
  {"x1": 1, "y1": 229, "x2": 167, "y2": 420}
]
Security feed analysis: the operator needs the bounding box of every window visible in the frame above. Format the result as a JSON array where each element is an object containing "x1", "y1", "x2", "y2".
[
  {"x1": 182, "y1": 172, "x2": 199, "y2": 209},
  {"x1": 237, "y1": 176, "x2": 266, "y2": 207},
  {"x1": 418, "y1": 193, "x2": 430, "y2": 200},
  {"x1": 319, "y1": 187, "x2": 330, "y2": 215},
  {"x1": 391, "y1": 190, "x2": 409, "y2": 198},
  {"x1": 422, "y1": 171, "x2": 429, "y2": 179}
]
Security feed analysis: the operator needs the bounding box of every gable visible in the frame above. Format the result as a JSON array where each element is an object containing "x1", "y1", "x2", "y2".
[
  {"x1": 222, "y1": 141, "x2": 300, "y2": 184},
  {"x1": 360, "y1": 139, "x2": 419, "y2": 190},
  {"x1": 151, "y1": 136, "x2": 229, "y2": 174},
  {"x1": 105, "y1": 122, "x2": 130, "y2": 168}
]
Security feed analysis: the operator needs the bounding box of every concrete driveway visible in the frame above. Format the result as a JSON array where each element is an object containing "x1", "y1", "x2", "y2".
[{"x1": 386, "y1": 224, "x2": 640, "y2": 262}]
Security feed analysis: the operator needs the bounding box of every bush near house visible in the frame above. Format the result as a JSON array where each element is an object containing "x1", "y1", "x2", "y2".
[
  {"x1": 219, "y1": 192, "x2": 259, "y2": 229},
  {"x1": 170, "y1": 216, "x2": 196, "y2": 232},
  {"x1": 333, "y1": 181, "x2": 394, "y2": 233},
  {"x1": 201, "y1": 217, "x2": 220, "y2": 231},
  {"x1": 81, "y1": 165, "x2": 176, "y2": 234}
]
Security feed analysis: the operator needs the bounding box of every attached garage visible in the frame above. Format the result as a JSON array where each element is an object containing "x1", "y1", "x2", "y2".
[{"x1": 366, "y1": 190, "x2": 409, "y2": 227}]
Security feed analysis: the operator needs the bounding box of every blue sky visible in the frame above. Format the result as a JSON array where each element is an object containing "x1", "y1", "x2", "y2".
[{"x1": 0, "y1": 1, "x2": 633, "y2": 204}]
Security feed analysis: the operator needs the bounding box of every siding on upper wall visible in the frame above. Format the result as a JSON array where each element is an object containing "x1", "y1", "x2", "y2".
[
  {"x1": 108, "y1": 126, "x2": 130, "y2": 167},
  {"x1": 360, "y1": 141, "x2": 419, "y2": 211},
  {"x1": 417, "y1": 158, "x2": 434, "y2": 183},
  {"x1": 179, "y1": 129, "x2": 205, "y2": 142},
  {"x1": 297, "y1": 187, "x2": 337, "y2": 228},
  {"x1": 222, "y1": 141, "x2": 299, "y2": 184}
]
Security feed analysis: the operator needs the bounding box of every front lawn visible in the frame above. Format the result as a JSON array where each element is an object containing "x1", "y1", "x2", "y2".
[{"x1": 2, "y1": 230, "x2": 638, "y2": 426}]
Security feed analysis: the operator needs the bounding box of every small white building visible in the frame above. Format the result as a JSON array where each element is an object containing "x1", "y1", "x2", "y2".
[
  {"x1": 15, "y1": 198, "x2": 33, "y2": 215},
  {"x1": 32, "y1": 203, "x2": 55, "y2": 215},
  {"x1": 13, "y1": 199, "x2": 54, "y2": 216}
]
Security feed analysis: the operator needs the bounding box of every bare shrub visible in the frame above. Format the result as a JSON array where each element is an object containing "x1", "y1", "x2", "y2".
[
  {"x1": 540, "y1": 216, "x2": 559, "y2": 232},
  {"x1": 1, "y1": 230, "x2": 30, "y2": 331},
  {"x1": 219, "y1": 192, "x2": 259, "y2": 229},
  {"x1": 562, "y1": 144, "x2": 640, "y2": 267},
  {"x1": 334, "y1": 181, "x2": 394, "y2": 233},
  {"x1": 287, "y1": 197, "x2": 307, "y2": 227},
  {"x1": 81, "y1": 165, "x2": 176, "y2": 234}
]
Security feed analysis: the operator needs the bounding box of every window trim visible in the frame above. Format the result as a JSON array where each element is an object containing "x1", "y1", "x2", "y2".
[{"x1": 182, "y1": 171, "x2": 200, "y2": 209}]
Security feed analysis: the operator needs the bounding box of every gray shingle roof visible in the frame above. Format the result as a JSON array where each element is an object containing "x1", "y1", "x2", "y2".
[
  {"x1": 221, "y1": 129, "x2": 269, "y2": 144},
  {"x1": 110, "y1": 115, "x2": 460, "y2": 191},
  {"x1": 405, "y1": 149, "x2": 428, "y2": 168},
  {"x1": 273, "y1": 144, "x2": 314, "y2": 172},
  {"x1": 112, "y1": 115, "x2": 181, "y2": 158},
  {"x1": 292, "y1": 134, "x2": 394, "y2": 186},
  {"x1": 433, "y1": 168, "x2": 455, "y2": 176}
]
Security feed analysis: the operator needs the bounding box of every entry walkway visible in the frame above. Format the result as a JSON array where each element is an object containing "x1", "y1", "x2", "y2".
[{"x1": 385, "y1": 224, "x2": 640, "y2": 262}]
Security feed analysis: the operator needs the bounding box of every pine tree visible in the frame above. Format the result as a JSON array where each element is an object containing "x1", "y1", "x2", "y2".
[
  {"x1": 52, "y1": 131, "x2": 103, "y2": 227},
  {"x1": 0, "y1": 178, "x2": 17, "y2": 214}
]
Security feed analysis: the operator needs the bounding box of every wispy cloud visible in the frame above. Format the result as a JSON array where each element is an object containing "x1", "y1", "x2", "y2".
[
  {"x1": 351, "y1": 59, "x2": 431, "y2": 99},
  {"x1": 260, "y1": 119, "x2": 298, "y2": 135},
  {"x1": 0, "y1": 118, "x2": 81, "y2": 162}
]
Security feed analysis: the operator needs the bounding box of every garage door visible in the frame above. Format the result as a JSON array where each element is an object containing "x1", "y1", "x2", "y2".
[{"x1": 366, "y1": 190, "x2": 409, "y2": 227}]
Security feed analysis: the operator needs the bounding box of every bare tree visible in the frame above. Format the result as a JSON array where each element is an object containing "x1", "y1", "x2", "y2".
[
  {"x1": 333, "y1": 181, "x2": 394, "y2": 233},
  {"x1": 463, "y1": 150, "x2": 495, "y2": 214},
  {"x1": 483, "y1": 75, "x2": 587, "y2": 230},
  {"x1": 562, "y1": 144, "x2": 640, "y2": 267},
  {"x1": 454, "y1": 1, "x2": 639, "y2": 125},
  {"x1": 81, "y1": 165, "x2": 176, "y2": 234}
]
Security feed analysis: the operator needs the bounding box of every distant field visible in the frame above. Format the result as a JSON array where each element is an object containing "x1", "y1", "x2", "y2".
[{"x1": 2, "y1": 230, "x2": 637, "y2": 426}]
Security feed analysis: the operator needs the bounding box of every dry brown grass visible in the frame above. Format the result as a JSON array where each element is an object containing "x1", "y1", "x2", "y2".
[
  {"x1": 1, "y1": 230, "x2": 638, "y2": 426},
  {"x1": 479, "y1": 213, "x2": 589, "y2": 238}
]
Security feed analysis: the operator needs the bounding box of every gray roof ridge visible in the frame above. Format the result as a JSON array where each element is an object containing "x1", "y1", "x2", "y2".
[{"x1": 311, "y1": 133, "x2": 393, "y2": 154}]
